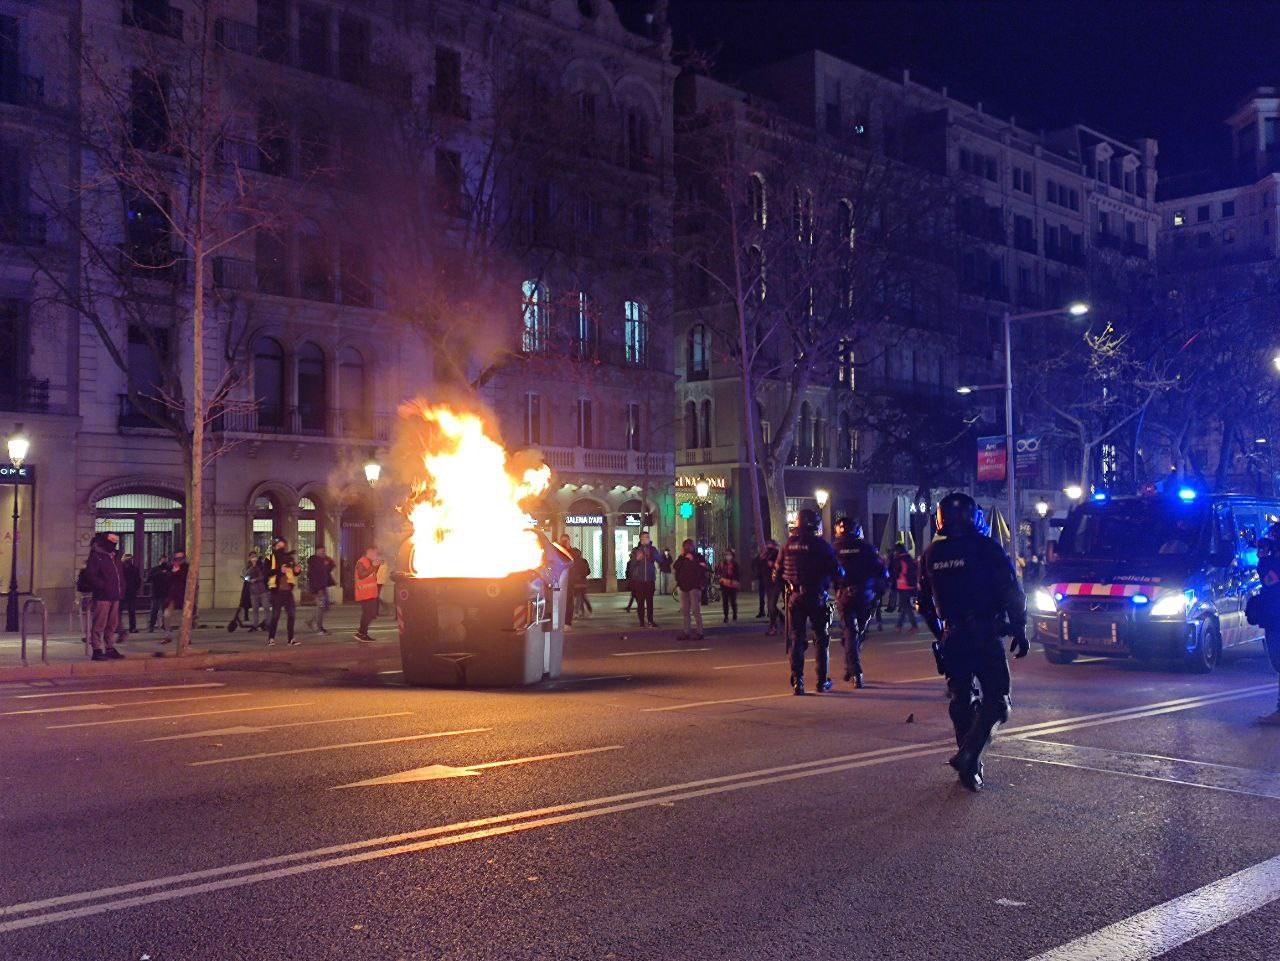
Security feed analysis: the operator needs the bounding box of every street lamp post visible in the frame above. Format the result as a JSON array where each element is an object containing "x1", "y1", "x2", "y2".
[
  {"x1": 960, "y1": 302, "x2": 1088, "y2": 570},
  {"x1": 5, "y1": 428, "x2": 30, "y2": 633}
]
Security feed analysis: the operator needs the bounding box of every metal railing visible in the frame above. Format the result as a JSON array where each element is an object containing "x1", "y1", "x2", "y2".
[
  {"x1": 118, "y1": 393, "x2": 176, "y2": 430},
  {"x1": 20, "y1": 596, "x2": 48, "y2": 667},
  {"x1": 212, "y1": 406, "x2": 391, "y2": 441},
  {"x1": 0, "y1": 378, "x2": 51, "y2": 414}
]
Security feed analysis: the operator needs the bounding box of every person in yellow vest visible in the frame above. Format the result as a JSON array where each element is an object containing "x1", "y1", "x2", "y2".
[
  {"x1": 266, "y1": 539, "x2": 302, "y2": 647},
  {"x1": 353, "y1": 545, "x2": 382, "y2": 643}
]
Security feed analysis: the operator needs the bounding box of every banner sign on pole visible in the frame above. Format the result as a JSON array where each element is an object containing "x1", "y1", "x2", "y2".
[{"x1": 977, "y1": 436, "x2": 1006, "y2": 483}]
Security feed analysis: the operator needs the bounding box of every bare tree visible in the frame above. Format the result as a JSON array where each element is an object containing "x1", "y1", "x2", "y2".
[
  {"x1": 675, "y1": 88, "x2": 955, "y2": 543},
  {"x1": 27, "y1": 2, "x2": 290, "y2": 651}
]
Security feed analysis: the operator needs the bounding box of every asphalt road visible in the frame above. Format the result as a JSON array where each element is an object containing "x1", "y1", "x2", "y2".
[{"x1": 1, "y1": 609, "x2": 1278, "y2": 961}]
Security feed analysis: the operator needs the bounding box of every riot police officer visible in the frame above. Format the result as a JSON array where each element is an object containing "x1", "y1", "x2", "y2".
[
  {"x1": 775, "y1": 508, "x2": 842, "y2": 695},
  {"x1": 832, "y1": 517, "x2": 889, "y2": 688},
  {"x1": 917, "y1": 492, "x2": 1027, "y2": 792}
]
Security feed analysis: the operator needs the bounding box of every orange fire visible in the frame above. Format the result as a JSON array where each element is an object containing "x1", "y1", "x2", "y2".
[{"x1": 405, "y1": 405, "x2": 551, "y2": 579}]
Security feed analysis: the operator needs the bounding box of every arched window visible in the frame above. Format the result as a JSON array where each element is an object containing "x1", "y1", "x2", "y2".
[
  {"x1": 813, "y1": 412, "x2": 825, "y2": 466},
  {"x1": 297, "y1": 495, "x2": 320, "y2": 561},
  {"x1": 793, "y1": 186, "x2": 814, "y2": 244},
  {"x1": 837, "y1": 198, "x2": 855, "y2": 249},
  {"x1": 700, "y1": 399, "x2": 712, "y2": 449},
  {"x1": 296, "y1": 341, "x2": 325, "y2": 432},
  {"x1": 521, "y1": 280, "x2": 548, "y2": 354},
  {"x1": 748, "y1": 172, "x2": 767, "y2": 228},
  {"x1": 684, "y1": 400, "x2": 698, "y2": 450},
  {"x1": 624, "y1": 107, "x2": 651, "y2": 171},
  {"x1": 252, "y1": 495, "x2": 277, "y2": 554},
  {"x1": 94, "y1": 490, "x2": 183, "y2": 574},
  {"x1": 338, "y1": 347, "x2": 367, "y2": 436},
  {"x1": 687, "y1": 324, "x2": 709, "y2": 380},
  {"x1": 748, "y1": 245, "x2": 765, "y2": 303},
  {"x1": 838, "y1": 412, "x2": 854, "y2": 469},
  {"x1": 837, "y1": 340, "x2": 856, "y2": 390},
  {"x1": 253, "y1": 336, "x2": 285, "y2": 430},
  {"x1": 624, "y1": 299, "x2": 649, "y2": 365}
]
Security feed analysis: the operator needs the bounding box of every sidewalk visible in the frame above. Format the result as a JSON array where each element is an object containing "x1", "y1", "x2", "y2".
[{"x1": 0, "y1": 590, "x2": 762, "y2": 682}]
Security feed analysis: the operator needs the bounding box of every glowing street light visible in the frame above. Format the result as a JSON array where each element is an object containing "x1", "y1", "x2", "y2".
[
  {"x1": 1067, "y1": 301, "x2": 1090, "y2": 317},
  {"x1": 363, "y1": 461, "x2": 382, "y2": 486},
  {"x1": 6, "y1": 432, "x2": 29, "y2": 467},
  {"x1": 1063, "y1": 485, "x2": 1084, "y2": 501},
  {"x1": 6, "y1": 426, "x2": 30, "y2": 633},
  {"x1": 1273, "y1": 352, "x2": 1280, "y2": 373},
  {"x1": 694, "y1": 476, "x2": 711, "y2": 500},
  {"x1": 814, "y1": 488, "x2": 829, "y2": 509},
  {"x1": 1035, "y1": 500, "x2": 1050, "y2": 518}
]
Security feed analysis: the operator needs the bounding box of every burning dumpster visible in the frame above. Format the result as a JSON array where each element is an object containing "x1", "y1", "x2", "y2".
[{"x1": 393, "y1": 404, "x2": 559, "y2": 688}]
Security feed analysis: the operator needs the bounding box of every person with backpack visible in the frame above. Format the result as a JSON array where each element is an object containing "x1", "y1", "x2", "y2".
[
  {"x1": 892, "y1": 545, "x2": 920, "y2": 632},
  {"x1": 82, "y1": 532, "x2": 125, "y2": 661}
]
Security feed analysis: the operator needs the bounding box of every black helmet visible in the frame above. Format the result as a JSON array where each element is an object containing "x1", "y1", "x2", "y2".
[
  {"x1": 834, "y1": 516, "x2": 863, "y2": 539},
  {"x1": 796, "y1": 508, "x2": 820, "y2": 531},
  {"x1": 936, "y1": 491, "x2": 978, "y2": 535}
]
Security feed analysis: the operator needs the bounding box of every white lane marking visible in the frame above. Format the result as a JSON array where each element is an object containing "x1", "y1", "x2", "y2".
[
  {"x1": 0, "y1": 693, "x2": 252, "y2": 717},
  {"x1": 714, "y1": 659, "x2": 811, "y2": 671},
  {"x1": 1, "y1": 685, "x2": 1267, "y2": 930},
  {"x1": 377, "y1": 670, "x2": 403, "y2": 675},
  {"x1": 1075, "y1": 656, "x2": 1109, "y2": 664},
  {"x1": 610, "y1": 648, "x2": 712, "y2": 657},
  {"x1": 546, "y1": 675, "x2": 633, "y2": 686},
  {"x1": 992, "y1": 739, "x2": 1280, "y2": 801},
  {"x1": 12, "y1": 683, "x2": 226, "y2": 700},
  {"x1": 336, "y1": 746, "x2": 623, "y2": 788},
  {"x1": 1024, "y1": 853, "x2": 1280, "y2": 961},
  {"x1": 890, "y1": 674, "x2": 947, "y2": 684},
  {"x1": 142, "y1": 712, "x2": 414, "y2": 742},
  {"x1": 642, "y1": 693, "x2": 794, "y2": 712},
  {"x1": 187, "y1": 728, "x2": 490, "y2": 766},
  {"x1": 1010, "y1": 686, "x2": 1273, "y2": 740},
  {"x1": 50, "y1": 703, "x2": 313, "y2": 730}
]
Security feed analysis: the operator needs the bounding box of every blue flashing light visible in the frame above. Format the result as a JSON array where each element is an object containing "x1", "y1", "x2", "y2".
[
  {"x1": 1092, "y1": 491, "x2": 1109, "y2": 502},
  {"x1": 1053, "y1": 592, "x2": 1065, "y2": 603},
  {"x1": 1177, "y1": 487, "x2": 1197, "y2": 502},
  {"x1": 1132, "y1": 593, "x2": 1150, "y2": 606}
]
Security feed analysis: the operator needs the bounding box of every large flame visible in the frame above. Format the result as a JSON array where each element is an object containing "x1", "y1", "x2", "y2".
[{"x1": 406, "y1": 406, "x2": 551, "y2": 579}]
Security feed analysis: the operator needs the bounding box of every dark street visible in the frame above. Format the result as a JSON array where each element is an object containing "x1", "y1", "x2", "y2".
[{"x1": 2, "y1": 611, "x2": 1277, "y2": 960}]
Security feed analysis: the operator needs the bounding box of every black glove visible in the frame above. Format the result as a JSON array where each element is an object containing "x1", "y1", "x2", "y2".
[{"x1": 1009, "y1": 630, "x2": 1029, "y2": 659}]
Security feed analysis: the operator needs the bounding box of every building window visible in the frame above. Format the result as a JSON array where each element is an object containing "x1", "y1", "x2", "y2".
[
  {"x1": 1197, "y1": 204, "x2": 1211, "y2": 223},
  {"x1": 1013, "y1": 166, "x2": 1032, "y2": 194},
  {"x1": 256, "y1": 230, "x2": 290, "y2": 296},
  {"x1": 253, "y1": 336, "x2": 285, "y2": 429},
  {"x1": 836, "y1": 340, "x2": 855, "y2": 390},
  {"x1": 626, "y1": 402, "x2": 641, "y2": 452},
  {"x1": 1222, "y1": 200, "x2": 1235, "y2": 218},
  {"x1": 627, "y1": 202, "x2": 652, "y2": 245},
  {"x1": 337, "y1": 347, "x2": 367, "y2": 434},
  {"x1": 837, "y1": 198, "x2": 855, "y2": 249},
  {"x1": 0, "y1": 300, "x2": 27, "y2": 389},
  {"x1": 523, "y1": 392, "x2": 541, "y2": 446},
  {"x1": 129, "y1": 69, "x2": 170, "y2": 153},
  {"x1": 687, "y1": 324, "x2": 709, "y2": 380},
  {"x1": 748, "y1": 245, "x2": 765, "y2": 302},
  {"x1": 124, "y1": 191, "x2": 171, "y2": 268},
  {"x1": 521, "y1": 279, "x2": 548, "y2": 354},
  {"x1": 748, "y1": 172, "x2": 767, "y2": 228},
  {"x1": 433, "y1": 46, "x2": 464, "y2": 116},
  {"x1": 577, "y1": 398, "x2": 593, "y2": 448},
  {"x1": 1173, "y1": 210, "x2": 1186, "y2": 227},
  {"x1": 257, "y1": 103, "x2": 292, "y2": 177},
  {"x1": 1046, "y1": 180, "x2": 1058, "y2": 205},
  {"x1": 296, "y1": 342, "x2": 326, "y2": 432},
  {"x1": 575, "y1": 291, "x2": 598, "y2": 360},
  {"x1": 792, "y1": 186, "x2": 814, "y2": 244},
  {"x1": 296, "y1": 3, "x2": 329, "y2": 75},
  {"x1": 252, "y1": 496, "x2": 278, "y2": 554},
  {"x1": 624, "y1": 107, "x2": 651, "y2": 171},
  {"x1": 684, "y1": 400, "x2": 698, "y2": 449},
  {"x1": 297, "y1": 495, "x2": 322, "y2": 561},
  {"x1": 298, "y1": 235, "x2": 333, "y2": 301},
  {"x1": 837, "y1": 412, "x2": 855, "y2": 469},
  {"x1": 700, "y1": 400, "x2": 712, "y2": 450},
  {"x1": 624, "y1": 299, "x2": 648, "y2": 365}
]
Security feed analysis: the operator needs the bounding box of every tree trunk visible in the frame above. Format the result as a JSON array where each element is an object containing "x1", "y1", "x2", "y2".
[
  {"x1": 764, "y1": 460, "x2": 788, "y2": 550},
  {"x1": 180, "y1": 247, "x2": 204, "y2": 655},
  {"x1": 736, "y1": 291, "x2": 766, "y2": 552}
]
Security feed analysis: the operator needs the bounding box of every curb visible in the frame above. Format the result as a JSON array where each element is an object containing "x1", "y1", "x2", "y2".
[{"x1": 0, "y1": 640, "x2": 400, "y2": 682}]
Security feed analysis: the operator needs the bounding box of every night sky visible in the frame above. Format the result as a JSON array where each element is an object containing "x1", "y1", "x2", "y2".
[{"x1": 650, "y1": 0, "x2": 1279, "y2": 179}]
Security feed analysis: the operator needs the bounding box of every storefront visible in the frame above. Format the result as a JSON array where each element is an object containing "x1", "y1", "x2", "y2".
[
  {"x1": 93, "y1": 490, "x2": 185, "y2": 597},
  {"x1": 564, "y1": 500, "x2": 606, "y2": 587},
  {"x1": 612, "y1": 500, "x2": 649, "y2": 581},
  {"x1": 674, "y1": 473, "x2": 728, "y2": 569}
]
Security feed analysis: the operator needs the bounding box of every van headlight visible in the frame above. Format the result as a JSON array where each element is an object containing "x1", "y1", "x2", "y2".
[
  {"x1": 1032, "y1": 589, "x2": 1058, "y2": 614},
  {"x1": 1149, "y1": 592, "x2": 1189, "y2": 618}
]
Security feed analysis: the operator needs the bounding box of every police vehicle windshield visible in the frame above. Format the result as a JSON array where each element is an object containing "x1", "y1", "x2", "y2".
[{"x1": 1057, "y1": 498, "x2": 1208, "y2": 562}]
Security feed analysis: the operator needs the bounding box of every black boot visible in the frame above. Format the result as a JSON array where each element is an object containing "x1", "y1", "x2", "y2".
[
  {"x1": 949, "y1": 749, "x2": 983, "y2": 792},
  {"x1": 854, "y1": 673, "x2": 865, "y2": 689},
  {"x1": 818, "y1": 677, "x2": 833, "y2": 692},
  {"x1": 791, "y1": 674, "x2": 805, "y2": 696}
]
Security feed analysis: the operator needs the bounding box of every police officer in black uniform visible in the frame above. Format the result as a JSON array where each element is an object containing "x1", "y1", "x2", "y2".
[
  {"x1": 832, "y1": 517, "x2": 889, "y2": 688},
  {"x1": 775, "y1": 508, "x2": 842, "y2": 695},
  {"x1": 917, "y1": 492, "x2": 1027, "y2": 792}
]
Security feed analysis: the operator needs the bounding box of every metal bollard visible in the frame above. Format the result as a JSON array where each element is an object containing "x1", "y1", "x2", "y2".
[{"x1": 20, "y1": 596, "x2": 48, "y2": 667}]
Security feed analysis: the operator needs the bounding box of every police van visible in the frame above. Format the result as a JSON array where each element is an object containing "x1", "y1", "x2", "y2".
[{"x1": 1031, "y1": 489, "x2": 1280, "y2": 672}]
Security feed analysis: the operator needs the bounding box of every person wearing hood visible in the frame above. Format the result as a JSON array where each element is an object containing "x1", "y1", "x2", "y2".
[{"x1": 85, "y1": 532, "x2": 126, "y2": 661}]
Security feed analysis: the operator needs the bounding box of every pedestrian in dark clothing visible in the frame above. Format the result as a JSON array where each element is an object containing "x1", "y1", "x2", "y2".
[
  {"x1": 306, "y1": 546, "x2": 336, "y2": 634},
  {"x1": 716, "y1": 550, "x2": 741, "y2": 622},
  {"x1": 775, "y1": 510, "x2": 842, "y2": 694},
  {"x1": 752, "y1": 546, "x2": 771, "y2": 618},
  {"x1": 1256, "y1": 533, "x2": 1280, "y2": 725},
  {"x1": 146, "y1": 555, "x2": 170, "y2": 632},
  {"x1": 568, "y1": 548, "x2": 592, "y2": 621},
  {"x1": 160, "y1": 551, "x2": 190, "y2": 642},
  {"x1": 658, "y1": 549, "x2": 673, "y2": 597},
  {"x1": 832, "y1": 518, "x2": 889, "y2": 688},
  {"x1": 84, "y1": 532, "x2": 126, "y2": 660},
  {"x1": 760, "y1": 540, "x2": 782, "y2": 635},
  {"x1": 918, "y1": 491, "x2": 1027, "y2": 793},
  {"x1": 629, "y1": 530, "x2": 662, "y2": 627},
  {"x1": 673, "y1": 539, "x2": 711, "y2": 640},
  {"x1": 120, "y1": 553, "x2": 142, "y2": 635}
]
